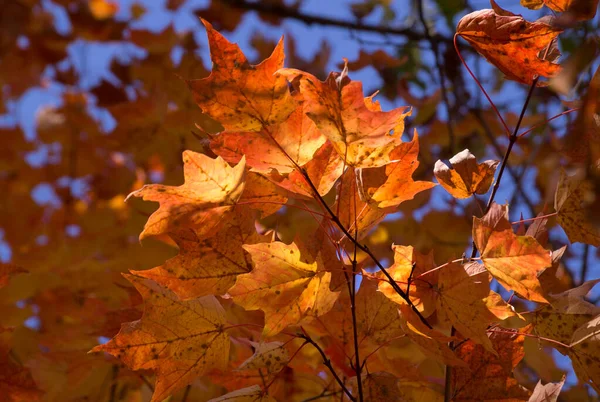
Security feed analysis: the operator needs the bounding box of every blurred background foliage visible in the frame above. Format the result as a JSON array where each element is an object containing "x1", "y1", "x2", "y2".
[{"x1": 1, "y1": 0, "x2": 599, "y2": 400}]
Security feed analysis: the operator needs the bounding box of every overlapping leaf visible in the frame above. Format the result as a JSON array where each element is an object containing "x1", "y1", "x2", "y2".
[
  {"x1": 378, "y1": 245, "x2": 438, "y2": 317},
  {"x1": 187, "y1": 20, "x2": 297, "y2": 131},
  {"x1": 521, "y1": 0, "x2": 599, "y2": 21},
  {"x1": 126, "y1": 151, "x2": 246, "y2": 239},
  {"x1": 554, "y1": 169, "x2": 600, "y2": 246},
  {"x1": 457, "y1": 0, "x2": 562, "y2": 85},
  {"x1": 451, "y1": 328, "x2": 532, "y2": 401},
  {"x1": 277, "y1": 67, "x2": 412, "y2": 168},
  {"x1": 228, "y1": 241, "x2": 339, "y2": 337},
  {"x1": 436, "y1": 262, "x2": 521, "y2": 353},
  {"x1": 134, "y1": 208, "x2": 269, "y2": 299},
  {"x1": 361, "y1": 131, "x2": 436, "y2": 208},
  {"x1": 474, "y1": 204, "x2": 551, "y2": 303},
  {"x1": 91, "y1": 274, "x2": 230, "y2": 402}
]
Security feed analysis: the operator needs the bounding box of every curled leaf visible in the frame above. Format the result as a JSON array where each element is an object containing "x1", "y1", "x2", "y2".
[
  {"x1": 434, "y1": 149, "x2": 498, "y2": 199},
  {"x1": 457, "y1": 0, "x2": 562, "y2": 85}
]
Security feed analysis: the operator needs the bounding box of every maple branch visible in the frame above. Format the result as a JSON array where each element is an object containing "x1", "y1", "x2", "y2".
[
  {"x1": 511, "y1": 212, "x2": 557, "y2": 225},
  {"x1": 299, "y1": 330, "x2": 356, "y2": 402},
  {"x1": 219, "y1": 0, "x2": 454, "y2": 44},
  {"x1": 349, "y1": 194, "x2": 364, "y2": 402},
  {"x1": 299, "y1": 166, "x2": 432, "y2": 329},
  {"x1": 469, "y1": 76, "x2": 539, "y2": 259}
]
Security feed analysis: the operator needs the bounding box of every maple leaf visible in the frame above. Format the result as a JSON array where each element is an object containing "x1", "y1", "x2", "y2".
[
  {"x1": 187, "y1": 20, "x2": 297, "y2": 132},
  {"x1": 269, "y1": 141, "x2": 344, "y2": 197},
  {"x1": 451, "y1": 327, "x2": 532, "y2": 401},
  {"x1": 399, "y1": 305, "x2": 467, "y2": 367},
  {"x1": 126, "y1": 151, "x2": 246, "y2": 239},
  {"x1": 437, "y1": 262, "x2": 521, "y2": 353},
  {"x1": 378, "y1": 245, "x2": 438, "y2": 317},
  {"x1": 569, "y1": 315, "x2": 600, "y2": 394},
  {"x1": 91, "y1": 274, "x2": 230, "y2": 402},
  {"x1": 238, "y1": 341, "x2": 289, "y2": 375},
  {"x1": 238, "y1": 172, "x2": 288, "y2": 217},
  {"x1": 277, "y1": 67, "x2": 412, "y2": 168},
  {"x1": 360, "y1": 131, "x2": 437, "y2": 208},
  {"x1": 528, "y1": 375, "x2": 565, "y2": 402},
  {"x1": 521, "y1": 0, "x2": 599, "y2": 21},
  {"x1": 210, "y1": 105, "x2": 326, "y2": 175},
  {"x1": 348, "y1": 372, "x2": 401, "y2": 402},
  {"x1": 228, "y1": 241, "x2": 339, "y2": 337},
  {"x1": 133, "y1": 208, "x2": 269, "y2": 299},
  {"x1": 434, "y1": 149, "x2": 499, "y2": 199},
  {"x1": 208, "y1": 385, "x2": 277, "y2": 402},
  {"x1": 554, "y1": 169, "x2": 600, "y2": 246},
  {"x1": 457, "y1": 0, "x2": 562, "y2": 85},
  {"x1": 474, "y1": 203, "x2": 551, "y2": 303}
]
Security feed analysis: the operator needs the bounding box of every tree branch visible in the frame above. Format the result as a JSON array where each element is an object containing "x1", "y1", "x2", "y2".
[{"x1": 219, "y1": 0, "x2": 454, "y2": 44}]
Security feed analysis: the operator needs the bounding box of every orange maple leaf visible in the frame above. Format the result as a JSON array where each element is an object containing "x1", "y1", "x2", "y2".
[
  {"x1": 277, "y1": 67, "x2": 412, "y2": 168},
  {"x1": 378, "y1": 245, "x2": 438, "y2": 317},
  {"x1": 474, "y1": 204, "x2": 551, "y2": 303},
  {"x1": 126, "y1": 151, "x2": 246, "y2": 239},
  {"x1": 451, "y1": 327, "x2": 532, "y2": 401},
  {"x1": 457, "y1": 0, "x2": 562, "y2": 85},
  {"x1": 434, "y1": 149, "x2": 498, "y2": 199},
  {"x1": 436, "y1": 262, "x2": 522, "y2": 353},
  {"x1": 228, "y1": 241, "x2": 340, "y2": 337},
  {"x1": 133, "y1": 208, "x2": 269, "y2": 299},
  {"x1": 554, "y1": 169, "x2": 600, "y2": 246},
  {"x1": 187, "y1": 20, "x2": 297, "y2": 132},
  {"x1": 91, "y1": 274, "x2": 230, "y2": 402}
]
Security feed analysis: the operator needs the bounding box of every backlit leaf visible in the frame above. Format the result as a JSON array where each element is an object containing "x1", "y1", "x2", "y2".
[
  {"x1": 187, "y1": 20, "x2": 297, "y2": 132},
  {"x1": 457, "y1": 0, "x2": 562, "y2": 85},
  {"x1": 277, "y1": 67, "x2": 412, "y2": 168},
  {"x1": 434, "y1": 149, "x2": 498, "y2": 199},
  {"x1": 554, "y1": 169, "x2": 600, "y2": 246},
  {"x1": 228, "y1": 242, "x2": 340, "y2": 337},
  {"x1": 126, "y1": 151, "x2": 246, "y2": 239},
  {"x1": 91, "y1": 274, "x2": 230, "y2": 402}
]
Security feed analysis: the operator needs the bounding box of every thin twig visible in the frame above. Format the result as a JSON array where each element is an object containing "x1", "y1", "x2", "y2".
[
  {"x1": 469, "y1": 77, "x2": 540, "y2": 259},
  {"x1": 219, "y1": 0, "x2": 454, "y2": 44},
  {"x1": 349, "y1": 186, "x2": 364, "y2": 402},
  {"x1": 300, "y1": 329, "x2": 356, "y2": 402}
]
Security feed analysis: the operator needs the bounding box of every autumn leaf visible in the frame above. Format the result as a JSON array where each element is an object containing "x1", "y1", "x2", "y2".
[
  {"x1": 238, "y1": 341, "x2": 289, "y2": 375},
  {"x1": 362, "y1": 131, "x2": 437, "y2": 208},
  {"x1": 436, "y1": 262, "x2": 521, "y2": 353},
  {"x1": 348, "y1": 372, "x2": 401, "y2": 402},
  {"x1": 187, "y1": 20, "x2": 297, "y2": 132},
  {"x1": 91, "y1": 274, "x2": 230, "y2": 402},
  {"x1": 208, "y1": 385, "x2": 277, "y2": 402},
  {"x1": 554, "y1": 169, "x2": 600, "y2": 246},
  {"x1": 378, "y1": 245, "x2": 438, "y2": 317},
  {"x1": 277, "y1": 67, "x2": 412, "y2": 168},
  {"x1": 399, "y1": 304, "x2": 467, "y2": 367},
  {"x1": 126, "y1": 151, "x2": 246, "y2": 239},
  {"x1": 133, "y1": 208, "x2": 269, "y2": 299},
  {"x1": 210, "y1": 106, "x2": 326, "y2": 174},
  {"x1": 521, "y1": 0, "x2": 599, "y2": 21},
  {"x1": 570, "y1": 315, "x2": 600, "y2": 394},
  {"x1": 474, "y1": 204, "x2": 551, "y2": 303},
  {"x1": 451, "y1": 327, "x2": 532, "y2": 401},
  {"x1": 228, "y1": 241, "x2": 339, "y2": 337},
  {"x1": 457, "y1": 0, "x2": 562, "y2": 85},
  {"x1": 434, "y1": 149, "x2": 498, "y2": 199},
  {"x1": 528, "y1": 375, "x2": 565, "y2": 402}
]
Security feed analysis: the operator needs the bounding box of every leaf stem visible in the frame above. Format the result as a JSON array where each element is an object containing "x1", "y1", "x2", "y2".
[
  {"x1": 349, "y1": 186, "x2": 364, "y2": 402},
  {"x1": 511, "y1": 212, "x2": 557, "y2": 225},
  {"x1": 469, "y1": 76, "x2": 539, "y2": 259}
]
